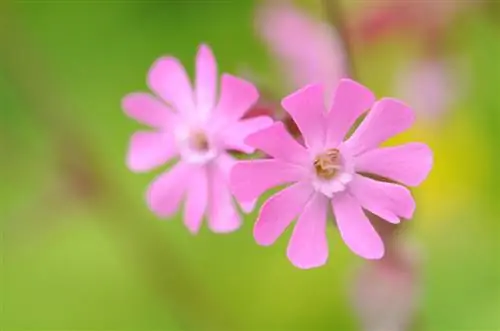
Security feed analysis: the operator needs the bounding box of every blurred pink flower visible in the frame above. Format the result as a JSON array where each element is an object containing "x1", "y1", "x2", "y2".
[
  {"x1": 231, "y1": 79, "x2": 432, "y2": 269},
  {"x1": 256, "y1": 1, "x2": 346, "y2": 105},
  {"x1": 123, "y1": 44, "x2": 272, "y2": 234},
  {"x1": 394, "y1": 59, "x2": 456, "y2": 121},
  {"x1": 350, "y1": 240, "x2": 422, "y2": 331}
]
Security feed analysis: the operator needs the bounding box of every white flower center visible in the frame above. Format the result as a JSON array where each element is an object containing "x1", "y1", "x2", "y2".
[
  {"x1": 312, "y1": 148, "x2": 353, "y2": 198},
  {"x1": 176, "y1": 126, "x2": 217, "y2": 165}
]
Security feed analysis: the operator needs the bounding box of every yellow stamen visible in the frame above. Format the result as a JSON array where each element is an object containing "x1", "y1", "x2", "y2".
[{"x1": 314, "y1": 148, "x2": 341, "y2": 180}]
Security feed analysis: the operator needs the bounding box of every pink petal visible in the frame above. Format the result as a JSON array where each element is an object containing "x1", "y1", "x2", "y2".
[
  {"x1": 325, "y1": 79, "x2": 375, "y2": 148},
  {"x1": 126, "y1": 131, "x2": 177, "y2": 172},
  {"x1": 239, "y1": 199, "x2": 256, "y2": 214},
  {"x1": 332, "y1": 193, "x2": 384, "y2": 259},
  {"x1": 245, "y1": 122, "x2": 310, "y2": 165},
  {"x1": 230, "y1": 159, "x2": 307, "y2": 202},
  {"x1": 345, "y1": 98, "x2": 415, "y2": 156},
  {"x1": 394, "y1": 58, "x2": 455, "y2": 120},
  {"x1": 351, "y1": 241, "x2": 421, "y2": 331},
  {"x1": 355, "y1": 143, "x2": 433, "y2": 186},
  {"x1": 195, "y1": 44, "x2": 217, "y2": 115},
  {"x1": 184, "y1": 166, "x2": 208, "y2": 234},
  {"x1": 148, "y1": 56, "x2": 195, "y2": 115},
  {"x1": 281, "y1": 84, "x2": 326, "y2": 152},
  {"x1": 122, "y1": 93, "x2": 177, "y2": 129},
  {"x1": 214, "y1": 151, "x2": 236, "y2": 175},
  {"x1": 254, "y1": 182, "x2": 314, "y2": 246},
  {"x1": 219, "y1": 116, "x2": 273, "y2": 154},
  {"x1": 147, "y1": 162, "x2": 192, "y2": 218},
  {"x1": 256, "y1": 1, "x2": 346, "y2": 103},
  {"x1": 287, "y1": 193, "x2": 329, "y2": 269},
  {"x1": 213, "y1": 74, "x2": 259, "y2": 126},
  {"x1": 207, "y1": 162, "x2": 241, "y2": 233},
  {"x1": 349, "y1": 174, "x2": 416, "y2": 224},
  {"x1": 215, "y1": 153, "x2": 257, "y2": 213}
]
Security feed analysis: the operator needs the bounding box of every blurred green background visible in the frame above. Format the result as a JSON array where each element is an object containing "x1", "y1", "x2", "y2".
[{"x1": 1, "y1": 1, "x2": 499, "y2": 330}]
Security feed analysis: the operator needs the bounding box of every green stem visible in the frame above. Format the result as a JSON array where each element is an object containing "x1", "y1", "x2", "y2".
[{"x1": 322, "y1": 0, "x2": 357, "y2": 78}]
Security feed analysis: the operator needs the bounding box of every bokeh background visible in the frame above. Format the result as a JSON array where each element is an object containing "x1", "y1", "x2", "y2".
[{"x1": 1, "y1": 0, "x2": 499, "y2": 330}]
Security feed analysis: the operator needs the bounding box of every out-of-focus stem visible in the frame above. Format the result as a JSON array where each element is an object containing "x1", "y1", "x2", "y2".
[
  {"x1": 322, "y1": 0, "x2": 357, "y2": 78},
  {"x1": 319, "y1": 2, "x2": 422, "y2": 329},
  {"x1": 0, "y1": 5, "x2": 236, "y2": 331},
  {"x1": 353, "y1": 216, "x2": 422, "y2": 331}
]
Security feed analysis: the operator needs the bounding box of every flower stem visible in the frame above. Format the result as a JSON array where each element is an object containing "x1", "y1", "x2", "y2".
[{"x1": 322, "y1": 0, "x2": 357, "y2": 78}]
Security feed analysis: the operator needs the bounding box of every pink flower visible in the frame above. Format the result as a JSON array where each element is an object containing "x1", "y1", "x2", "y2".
[
  {"x1": 255, "y1": 1, "x2": 346, "y2": 104},
  {"x1": 394, "y1": 58, "x2": 456, "y2": 121},
  {"x1": 231, "y1": 79, "x2": 433, "y2": 269},
  {"x1": 350, "y1": 240, "x2": 422, "y2": 331},
  {"x1": 123, "y1": 44, "x2": 272, "y2": 234}
]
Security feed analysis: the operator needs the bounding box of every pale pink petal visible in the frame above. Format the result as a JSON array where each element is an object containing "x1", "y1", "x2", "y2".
[
  {"x1": 215, "y1": 153, "x2": 257, "y2": 213},
  {"x1": 195, "y1": 44, "x2": 217, "y2": 115},
  {"x1": 325, "y1": 79, "x2": 375, "y2": 148},
  {"x1": 212, "y1": 151, "x2": 235, "y2": 176},
  {"x1": 254, "y1": 182, "x2": 314, "y2": 246},
  {"x1": 394, "y1": 59, "x2": 455, "y2": 120},
  {"x1": 126, "y1": 131, "x2": 177, "y2": 172},
  {"x1": 219, "y1": 116, "x2": 273, "y2": 154},
  {"x1": 207, "y1": 163, "x2": 241, "y2": 233},
  {"x1": 351, "y1": 241, "x2": 421, "y2": 331},
  {"x1": 349, "y1": 174, "x2": 416, "y2": 224},
  {"x1": 184, "y1": 166, "x2": 208, "y2": 234},
  {"x1": 345, "y1": 98, "x2": 415, "y2": 156},
  {"x1": 281, "y1": 84, "x2": 326, "y2": 152},
  {"x1": 148, "y1": 57, "x2": 195, "y2": 115},
  {"x1": 245, "y1": 122, "x2": 310, "y2": 165},
  {"x1": 256, "y1": 1, "x2": 346, "y2": 103},
  {"x1": 287, "y1": 193, "x2": 329, "y2": 269},
  {"x1": 147, "y1": 162, "x2": 192, "y2": 218},
  {"x1": 239, "y1": 199, "x2": 256, "y2": 214},
  {"x1": 355, "y1": 143, "x2": 433, "y2": 186},
  {"x1": 332, "y1": 193, "x2": 384, "y2": 259},
  {"x1": 122, "y1": 93, "x2": 177, "y2": 129},
  {"x1": 230, "y1": 159, "x2": 307, "y2": 202},
  {"x1": 213, "y1": 74, "x2": 259, "y2": 126}
]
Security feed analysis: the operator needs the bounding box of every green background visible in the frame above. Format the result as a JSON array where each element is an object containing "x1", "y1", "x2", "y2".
[{"x1": 1, "y1": 1, "x2": 499, "y2": 330}]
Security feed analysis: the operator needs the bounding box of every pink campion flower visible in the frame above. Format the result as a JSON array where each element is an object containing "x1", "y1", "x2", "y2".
[
  {"x1": 122, "y1": 44, "x2": 272, "y2": 233},
  {"x1": 350, "y1": 239, "x2": 422, "y2": 331},
  {"x1": 230, "y1": 79, "x2": 433, "y2": 269},
  {"x1": 394, "y1": 58, "x2": 456, "y2": 121},
  {"x1": 255, "y1": 0, "x2": 346, "y2": 104}
]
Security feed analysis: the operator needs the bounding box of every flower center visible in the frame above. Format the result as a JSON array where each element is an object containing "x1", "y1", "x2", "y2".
[
  {"x1": 311, "y1": 148, "x2": 353, "y2": 198},
  {"x1": 176, "y1": 127, "x2": 218, "y2": 165},
  {"x1": 188, "y1": 130, "x2": 210, "y2": 152},
  {"x1": 314, "y1": 148, "x2": 341, "y2": 180}
]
